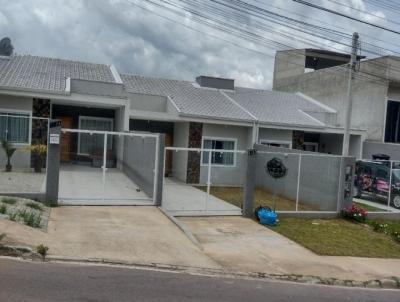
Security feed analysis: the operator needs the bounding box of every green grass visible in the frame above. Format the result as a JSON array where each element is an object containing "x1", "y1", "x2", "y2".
[
  {"x1": 1, "y1": 197, "x2": 16, "y2": 205},
  {"x1": 198, "y1": 186, "x2": 317, "y2": 211},
  {"x1": 25, "y1": 202, "x2": 43, "y2": 212},
  {"x1": 271, "y1": 218, "x2": 400, "y2": 258},
  {"x1": 354, "y1": 202, "x2": 384, "y2": 212}
]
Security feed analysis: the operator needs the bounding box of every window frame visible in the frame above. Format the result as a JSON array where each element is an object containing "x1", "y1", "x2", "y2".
[
  {"x1": 200, "y1": 136, "x2": 237, "y2": 167},
  {"x1": 77, "y1": 116, "x2": 114, "y2": 156},
  {"x1": 0, "y1": 108, "x2": 32, "y2": 145},
  {"x1": 259, "y1": 139, "x2": 292, "y2": 149}
]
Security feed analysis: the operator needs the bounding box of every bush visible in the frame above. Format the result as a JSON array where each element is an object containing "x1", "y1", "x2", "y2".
[
  {"x1": 8, "y1": 211, "x2": 17, "y2": 221},
  {"x1": 341, "y1": 205, "x2": 367, "y2": 223},
  {"x1": 18, "y1": 209, "x2": 42, "y2": 228},
  {"x1": 25, "y1": 202, "x2": 43, "y2": 212},
  {"x1": 0, "y1": 233, "x2": 6, "y2": 242},
  {"x1": 36, "y1": 244, "x2": 49, "y2": 260},
  {"x1": 1, "y1": 197, "x2": 16, "y2": 205},
  {"x1": 367, "y1": 220, "x2": 400, "y2": 244},
  {"x1": 0, "y1": 204, "x2": 6, "y2": 215}
]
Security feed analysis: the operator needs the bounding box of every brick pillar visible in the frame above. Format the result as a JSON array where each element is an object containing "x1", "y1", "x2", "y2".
[{"x1": 186, "y1": 122, "x2": 203, "y2": 184}]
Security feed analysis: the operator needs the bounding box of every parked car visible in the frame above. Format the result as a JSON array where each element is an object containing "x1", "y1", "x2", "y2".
[{"x1": 354, "y1": 160, "x2": 400, "y2": 209}]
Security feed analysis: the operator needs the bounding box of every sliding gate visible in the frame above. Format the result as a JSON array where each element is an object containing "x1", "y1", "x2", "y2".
[{"x1": 58, "y1": 129, "x2": 160, "y2": 205}]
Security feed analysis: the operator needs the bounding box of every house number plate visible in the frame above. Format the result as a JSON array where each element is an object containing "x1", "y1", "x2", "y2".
[{"x1": 49, "y1": 134, "x2": 60, "y2": 145}]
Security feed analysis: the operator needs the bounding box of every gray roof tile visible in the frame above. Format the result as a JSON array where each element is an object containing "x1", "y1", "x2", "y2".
[{"x1": 0, "y1": 55, "x2": 116, "y2": 92}]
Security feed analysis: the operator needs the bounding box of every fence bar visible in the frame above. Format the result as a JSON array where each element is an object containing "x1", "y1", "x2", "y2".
[
  {"x1": 388, "y1": 161, "x2": 393, "y2": 212},
  {"x1": 101, "y1": 133, "x2": 108, "y2": 202},
  {"x1": 295, "y1": 154, "x2": 302, "y2": 212},
  {"x1": 206, "y1": 150, "x2": 212, "y2": 212}
]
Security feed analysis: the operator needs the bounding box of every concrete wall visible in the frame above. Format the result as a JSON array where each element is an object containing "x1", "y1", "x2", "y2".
[
  {"x1": 363, "y1": 140, "x2": 400, "y2": 160},
  {"x1": 255, "y1": 144, "x2": 342, "y2": 211},
  {"x1": 0, "y1": 95, "x2": 33, "y2": 169},
  {"x1": 171, "y1": 122, "x2": 189, "y2": 182},
  {"x1": 129, "y1": 93, "x2": 168, "y2": 112},
  {"x1": 122, "y1": 135, "x2": 157, "y2": 198},
  {"x1": 258, "y1": 128, "x2": 293, "y2": 145},
  {"x1": 70, "y1": 79, "x2": 124, "y2": 98},
  {"x1": 274, "y1": 60, "x2": 389, "y2": 141},
  {"x1": 199, "y1": 123, "x2": 251, "y2": 186}
]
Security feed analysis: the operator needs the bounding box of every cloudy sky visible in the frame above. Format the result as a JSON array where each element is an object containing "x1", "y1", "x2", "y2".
[{"x1": 0, "y1": 0, "x2": 397, "y2": 88}]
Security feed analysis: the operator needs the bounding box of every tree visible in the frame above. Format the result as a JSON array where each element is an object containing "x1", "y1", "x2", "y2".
[{"x1": 0, "y1": 37, "x2": 14, "y2": 56}]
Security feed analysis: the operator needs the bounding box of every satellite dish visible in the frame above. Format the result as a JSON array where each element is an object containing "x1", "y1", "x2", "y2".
[{"x1": 0, "y1": 37, "x2": 14, "y2": 56}]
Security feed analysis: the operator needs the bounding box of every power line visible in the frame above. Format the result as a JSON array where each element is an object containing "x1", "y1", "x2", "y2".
[{"x1": 292, "y1": 0, "x2": 400, "y2": 35}]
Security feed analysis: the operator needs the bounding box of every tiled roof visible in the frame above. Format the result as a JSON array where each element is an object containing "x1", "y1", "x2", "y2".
[
  {"x1": 122, "y1": 74, "x2": 334, "y2": 127},
  {"x1": 226, "y1": 87, "x2": 331, "y2": 127},
  {"x1": 0, "y1": 55, "x2": 116, "y2": 92},
  {"x1": 121, "y1": 74, "x2": 255, "y2": 122}
]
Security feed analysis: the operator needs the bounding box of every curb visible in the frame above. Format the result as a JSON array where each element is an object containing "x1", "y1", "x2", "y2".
[
  {"x1": 1, "y1": 249, "x2": 399, "y2": 290},
  {"x1": 157, "y1": 207, "x2": 203, "y2": 249}
]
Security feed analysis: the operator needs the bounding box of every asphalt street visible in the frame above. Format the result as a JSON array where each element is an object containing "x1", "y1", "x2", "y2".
[{"x1": 0, "y1": 258, "x2": 398, "y2": 302}]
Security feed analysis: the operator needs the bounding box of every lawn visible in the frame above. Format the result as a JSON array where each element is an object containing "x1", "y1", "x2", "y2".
[
  {"x1": 354, "y1": 202, "x2": 384, "y2": 212},
  {"x1": 271, "y1": 218, "x2": 400, "y2": 258},
  {"x1": 198, "y1": 186, "x2": 317, "y2": 211}
]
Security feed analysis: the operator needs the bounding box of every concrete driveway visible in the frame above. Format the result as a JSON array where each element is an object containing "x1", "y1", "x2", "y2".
[
  {"x1": 58, "y1": 165, "x2": 153, "y2": 205},
  {"x1": 0, "y1": 206, "x2": 219, "y2": 269},
  {"x1": 162, "y1": 178, "x2": 242, "y2": 216},
  {"x1": 180, "y1": 216, "x2": 400, "y2": 282}
]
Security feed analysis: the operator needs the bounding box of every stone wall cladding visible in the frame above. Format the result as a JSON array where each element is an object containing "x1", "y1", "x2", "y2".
[{"x1": 186, "y1": 122, "x2": 203, "y2": 184}]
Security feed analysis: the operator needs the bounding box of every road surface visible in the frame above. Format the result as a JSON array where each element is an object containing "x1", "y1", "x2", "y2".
[{"x1": 0, "y1": 258, "x2": 398, "y2": 302}]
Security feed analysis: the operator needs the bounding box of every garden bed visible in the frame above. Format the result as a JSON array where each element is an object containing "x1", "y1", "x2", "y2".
[
  {"x1": 0, "y1": 196, "x2": 50, "y2": 230},
  {"x1": 270, "y1": 218, "x2": 400, "y2": 258}
]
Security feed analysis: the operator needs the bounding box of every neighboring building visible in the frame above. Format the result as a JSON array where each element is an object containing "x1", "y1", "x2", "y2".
[
  {"x1": 273, "y1": 48, "x2": 400, "y2": 160},
  {"x1": 0, "y1": 54, "x2": 363, "y2": 185}
]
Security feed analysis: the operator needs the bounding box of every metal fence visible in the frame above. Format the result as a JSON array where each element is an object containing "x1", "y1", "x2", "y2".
[
  {"x1": 353, "y1": 159, "x2": 400, "y2": 213},
  {"x1": 162, "y1": 147, "x2": 245, "y2": 216},
  {"x1": 256, "y1": 151, "x2": 344, "y2": 212},
  {"x1": 161, "y1": 148, "x2": 350, "y2": 215},
  {"x1": 0, "y1": 115, "x2": 49, "y2": 194},
  {"x1": 58, "y1": 129, "x2": 159, "y2": 205}
]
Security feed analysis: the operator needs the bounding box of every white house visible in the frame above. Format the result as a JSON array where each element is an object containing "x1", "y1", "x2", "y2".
[{"x1": 0, "y1": 53, "x2": 364, "y2": 186}]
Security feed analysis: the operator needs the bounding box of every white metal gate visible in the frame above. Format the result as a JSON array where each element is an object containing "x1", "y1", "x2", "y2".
[{"x1": 58, "y1": 128, "x2": 160, "y2": 205}]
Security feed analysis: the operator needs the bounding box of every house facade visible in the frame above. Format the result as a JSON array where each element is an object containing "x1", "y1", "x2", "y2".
[
  {"x1": 0, "y1": 54, "x2": 364, "y2": 186},
  {"x1": 273, "y1": 48, "x2": 400, "y2": 160}
]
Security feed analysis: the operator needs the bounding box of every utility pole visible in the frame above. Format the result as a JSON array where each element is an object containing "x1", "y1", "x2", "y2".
[{"x1": 342, "y1": 32, "x2": 359, "y2": 156}]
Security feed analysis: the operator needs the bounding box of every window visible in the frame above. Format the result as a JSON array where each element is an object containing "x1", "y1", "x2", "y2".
[
  {"x1": 202, "y1": 137, "x2": 236, "y2": 166},
  {"x1": 78, "y1": 116, "x2": 113, "y2": 155},
  {"x1": 259, "y1": 140, "x2": 291, "y2": 149},
  {"x1": 385, "y1": 100, "x2": 400, "y2": 143},
  {"x1": 0, "y1": 111, "x2": 30, "y2": 144}
]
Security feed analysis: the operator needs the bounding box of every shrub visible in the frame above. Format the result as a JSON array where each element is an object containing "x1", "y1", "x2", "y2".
[
  {"x1": 8, "y1": 211, "x2": 17, "y2": 221},
  {"x1": 392, "y1": 231, "x2": 400, "y2": 243},
  {"x1": 36, "y1": 244, "x2": 49, "y2": 260},
  {"x1": 25, "y1": 202, "x2": 43, "y2": 212},
  {"x1": 0, "y1": 233, "x2": 6, "y2": 242},
  {"x1": 18, "y1": 209, "x2": 42, "y2": 228},
  {"x1": 341, "y1": 205, "x2": 367, "y2": 223},
  {"x1": 0, "y1": 204, "x2": 6, "y2": 215},
  {"x1": 1, "y1": 197, "x2": 16, "y2": 205}
]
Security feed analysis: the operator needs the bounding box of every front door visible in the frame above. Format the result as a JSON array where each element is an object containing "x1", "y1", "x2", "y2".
[{"x1": 59, "y1": 117, "x2": 73, "y2": 162}]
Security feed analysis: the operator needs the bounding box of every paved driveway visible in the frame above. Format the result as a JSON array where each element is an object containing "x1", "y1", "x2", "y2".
[
  {"x1": 58, "y1": 165, "x2": 152, "y2": 205},
  {"x1": 162, "y1": 178, "x2": 242, "y2": 216},
  {"x1": 0, "y1": 206, "x2": 219, "y2": 269},
  {"x1": 180, "y1": 216, "x2": 400, "y2": 281}
]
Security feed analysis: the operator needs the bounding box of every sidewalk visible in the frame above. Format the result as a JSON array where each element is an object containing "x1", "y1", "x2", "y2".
[{"x1": 179, "y1": 216, "x2": 400, "y2": 282}]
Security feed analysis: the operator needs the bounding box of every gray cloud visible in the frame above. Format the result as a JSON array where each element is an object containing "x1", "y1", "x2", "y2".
[{"x1": 0, "y1": 0, "x2": 397, "y2": 88}]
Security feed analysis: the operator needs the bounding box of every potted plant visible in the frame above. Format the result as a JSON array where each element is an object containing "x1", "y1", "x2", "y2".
[
  {"x1": 1, "y1": 139, "x2": 16, "y2": 172},
  {"x1": 26, "y1": 144, "x2": 47, "y2": 173}
]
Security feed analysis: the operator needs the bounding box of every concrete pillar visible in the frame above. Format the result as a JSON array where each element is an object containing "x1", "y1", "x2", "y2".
[
  {"x1": 243, "y1": 149, "x2": 257, "y2": 218},
  {"x1": 45, "y1": 120, "x2": 61, "y2": 206},
  {"x1": 154, "y1": 133, "x2": 165, "y2": 207},
  {"x1": 337, "y1": 156, "x2": 356, "y2": 211}
]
